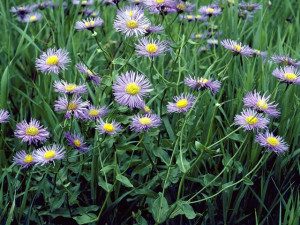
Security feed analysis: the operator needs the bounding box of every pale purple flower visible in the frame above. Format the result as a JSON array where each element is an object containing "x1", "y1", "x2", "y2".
[
  {"x1": 36, "y1": 48, "x2": 70, "y2": 74},
  {"x1": 75, "y1": 17, "x2": 103, "y2": 31},
  {"x1": 129, "y1": 0, "x2": 143, "y2": 5},
  {"x1": 130, "y1": 113, "x2": 161, "y2": 133},
  {"x1": 72, "y1": 0, "x2": 94, "y2": 6},
  {"x1": 54, "y1": 96, "x2": 89, "y2": 119},
  {"x1": 36, "y1": 1, "x2": 58, "y2": 10},
  {"x1": 14, "y1": 119, "x2": 50, "y2": 145},
  {"x1": 113, "y1": 71, "x2": 152, "y2": 108},
  {"x1": 10, "y1": 5, "x2": 35, "y2": 18},
  {"x1": 234, "y1": 109, "x2": 269, "y2": 131},
  {"x1": 271, "y1": 55, "x2": 300, "y2": 67},
  {"x1": 114, "y1": 11, "x2": 150, "y2": 37},
  {"x1": 199, "y1": 5, "x2": 222, "y2": 17},
  {"x1": 82, "y1": 9, "x2": 100, "y2": 18},
  {"x1": 96, "y1": 119, "x2": 122, "y2": 135},
  {"x1": 239, "y1": 2, "x2": 262, "y2": 12},
  {"x1": 76, "y1": 63, "x2": 101, "y2": 85},
  {"x1": 116, "y1": 5, "x2": 144, "y2": 18},
  {"x1": 86, "y1": 105, "x2": 109, "y2": 120},
  {"x1": 221, "y1": 39, "x2": 254, "y2": 56},
  {"x1": 253, "y1": 49, "x2": 268, "y2": 59},
  {"x1": 145, "y1": 25, "x2": 164, "y2": 35},
  {"x1": 0, "y1": 109, "x2": 9, "y2": 123},
  {"x1": 180, "y1": 14, "x2": 195, "y2": 22},
  {"x1": 18, "y1": 12, "x2": 42, "y2": 23},
  {"x1": 184, "y1": 76, "x2": 221, "y2": 94},
  {"x1": 143, "y1": 0, "x2": 175, "y2": 14},
  {"x1": 13, "y1": 150, "x2": 35, "y2": 168},
  {"x1": 167, "y1": 93, "x2": 196, "y2": 113},
  {"x1": 243, "y1": 91, "x2": 280, "y2": 117},
  {"x1": 174, "y1": 1, "x2": 195, "y2": 13},
  {"x1": 33, "y1": 145, "x2": 65, "y2": 165},
  {"x1": 272, "y1": 66, "x2": 300, "y2": 84},
  {"x1": 255, "y1": 132, "x2": 288, "y2": 153},
  {"x1": 135, "y1": 38, "x2": 169, "y2": 58},
  {"x1": 65, "y1": 132, "x2": 89, "y2": 152},
  {"x1": 54, "y1": 80, "x2": 87, "y2": 95}
]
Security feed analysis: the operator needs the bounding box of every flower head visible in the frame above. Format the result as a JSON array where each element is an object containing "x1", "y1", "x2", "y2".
[
  {"x1": 234, "y1": 109, "x2": 269, "y2": 131},
  {"x1": 116, "y1": 5, "x2": 144, "y2": 18},
  {"x1": 96, "y1": 120, "x2": 122, "y2": 135},
  {"x1": 271, "y1": 55, "x2": 300, "y2": 67},
  {"x1": 175, "y1": 1, "x2": 195, "y2": 13},
  {"x1": 135, "y1": 38, "x2": 169, "y2": 58},
  {"x1": 54, "y1": 80, "x2": 87, "y2": 95},
  {"x1": 10, "y1": 5, "x2": 35, "y2": 18},
  {"x1": 0, "y1": 109, "x2": 10, "y2": 123},
  {"x1": 272, "y1": 66, "x2": 300, "y2": 84},
  {"x1": 54, "y1": 96, "x2": 89, "y2": 119},
  {"x1": 221, "y1": 39, "x2": 253, "y2": 56},
  {"x1": 13, "y1": 150, "x2": 35, "y2": 168},
  {"x1": 255, "y1": 132, "x2": 288, "y2": 153},
  {"x1": 86, "y1": 105, "x2": 109, "y2": 120},
  {"x1": 18, "y1": 12, "x2": 42, "y2": 23},
  {"x1": 14, "y1": 119, "x2": 50, "y2": 145},
  {"x1": 199, "y1": 4, "x2": 222, "y2": 17},
  {"x1": 82, "y1": 9, "x2": 100, "y2": 17},
  {"x1": 167, "y1": 93, "x2": 196, "y2": 113},
  {"x1": 130, "y1": 113, "x2": 161, "y2": 133},
  {"x1": 184, "y1": 76, "x2": 221, "y2": 94},
  {"x1": 76, "y1": 63, "x2": 101, "y2": 85},
  {"x1": 144, "y1": 25, "x2": 164, "y2": 35},
  {"x1": 75, "y1": 17, "x2": 103, "y2": 31},
  {"x1": 72, "y1": 0, "x2": 94, "y2": 6},
  {"x1": 143, "y1": 0, "x2": 175, "y2": 14},
  {"x1": 113, "y1": 71, "x2": 152, "y2": 108},
  {"x1": 65, "y1": 132, "x2": 89, "y2": 152},
  {"x1": 36, "y1": 48, "x2": 70, "y2": 74},
  {"x1": 243, "y1": 91, "x2": 280, "y2": 117},
  {"x1": 33, "y1": 145, "x2": 65, "y2": 165},
  {"x1": 238, "y1": 2, "x2": 262, "y2": 12}
]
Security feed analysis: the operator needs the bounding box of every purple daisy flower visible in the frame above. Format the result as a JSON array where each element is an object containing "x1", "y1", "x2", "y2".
[
  {"x1": 114, "y1": 11, "x2": 150, "y2": 37},
  {"x1": 129, "y1": 0, "x2": 143, "y2": 5},
  {"x1": 54, "y1": 80, "x2": 87, "y2": 95},
  {"x1": 96, "y1": 119, "x2": 122, "y2": 135},
  {"x1": 167, "y1": 93, "x2": 196, "y2": 113},
  {"x1": 72, "y1": 0, "x2": 94, "y2": 6},
  {"x1": 143, "y1": 0, "x2": 175, "y2": 14},
  {"x1": 10, "y1": 5, "x2": 35, "y2": 18},
  {"x1": 174, "y1": 1, "x2": 195, "y2": 13},
  {"x1": 76, "y1": 63, "x2": 101, "y2": 85},
  {"x1": 145, "y1": 25, "x2": 164, "y2": 35},
  {"x1": 75, "y1": 17, "x2": 103, "y2": 31},
  {"x1": 130, "y1": 113, "x2": 161, "y2": 133},
  {"x1": 243, "y1": 91, "x2": 280, "y2": 117},
  {"x1": 14, "y1": 119, "x2": 50, "y2": 145},
  {"x1": 271, "y1": 55, "x2": 300, "y2": 67},
  {"x1": 86, "y1": 105, "x2": 109, "y2": 120},
  {"x1": 221, "y1": 39, "x2": 254, "y2": 56},
  {"x1": 272, "y1": 66, "x2": 300, "y2": 84},
  {"x1": 18, "y1": 12, "x2": 42, "y2": 23},
  {"x1": 135, "y1": 38, "x2": 169, "y2": 58},
  {"x1": 195, "y1": 13, "x2": 208, "y2": 21},
  {"x1": 184, "y1": 76, "x2": 221, "y2": 94},
  {"x1": 65, "y1": 132, "x2": 89, "y2": 152},
  {"x1": 82, "y1": 9, "x2": 100, "y2": 18},
  {"x1": 113, "y1": 71, "x2": 152, "y2": 108},
  {"x1": 33, "y1": 145, "x2": 65, "y2": 165},
  {"x1": 234, "y1": 109, "x2": 269, "y2": 131},
  {"x1": 117, "y1": 5, "x2": 144, "y2": 18},
  {"x1": 199, "y1": 4, "x2": 222, "y2": 17},
  {"x1": 253, "y1": 49, "x2": 268, "y2": 59},
  {"x1": 36, "y1": 1, "x2": 58, "y2": 10},
  {"x1": 255, "y1": 131, "x2": 288, "y2": 153},
  {"x1": 138, "y1": 102, "x2": 152, "y2": 114},
  {"x1": 239, "y1": 2, "x2": 262, "y2": 12},
  {"x1": 179, "y1": 14, "x2": 195, "y2": 22},
  {"x1": 0, "y1": 109, "x2": 10, "y2": 123},
  {"x1": 13, "y1": 150, "x2": 35, "y2": 168},
  {"x1": 54, "y1": 95, "x2": 89, "y2": 119},
  {"x1": 36, "y1": 48, "x2": 70, "y2": 74}
]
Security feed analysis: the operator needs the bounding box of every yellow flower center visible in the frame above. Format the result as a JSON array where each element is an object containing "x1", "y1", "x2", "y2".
[
  {"x1": 256, "y1": 100, "x2": 268, "y2": 110},
  {"x1": 186, "y1": 15, "x2": 194, "y2": 20},
  {"x1": 85, "y1": 21, "x2": 95, "y2": 27},
  {"x1": 87, "y1": 69, "x2": 94, "y2": 75},
  {"x1": 29, "y1": 15, "x2": 37, "y2": 22},
  {"x1": 139, "y1": 117, "x2": 152, "y2": 125},
  {"x1": 266, "y1": 137, "x2": 279, "y2": 146},
  {"x1": 207, "y1": 8, "x2": 215, "y2": 14},
  {"x1": 25, "y1": 126, "x2": 39, "y2": 136},
  {"x1": 89, "y1": 109, "x2": 99, "y2": 117},
  {"x1": 234, "y1": 45, "x2": 242, "y2": 52},
  {"x1": 177, "y1": 3, "x2": 186, "y2": 10},
  {"x1": 144, "y1": 106, "x2": 151, "y2": 113},
  {"x1": 145, "y1": 43, "x2": 158, "y2": 54},
  {"x1": 126, "y1": 20, "x2": 138, "y2": 29},
  {"x1": 81, "y1": 0, "x2": 87, "y2": 5},
  {"x1": 198, "y1": 78, "x2": 209, "y2": 84},
  {"x1": 176, "y1": 99, "x2": 188, "y2": 108},
  {"x1": 73, "y1": 139, "x2": 81, "y2": 147},
  {"x1": 284, "y1": 73, "x2": 297, "y2": 81},
  {"x1": 103, "y1": 123, "x2": 115, "y2": 133},
  {"x1": 125, "y1": 83, "x2": 141, "y2": 95},
  {"x1": 23, "y1": 154, "x2": 33, "y2": 163},
  {"x1": 68, "y1": 102, "x2": 77, "y2": 110},
  {"x1": 245, "y1": 116, "x2": 258, "y2": 125},
  {"x1": 46, "y1": 55, "x2": 59, "y2": 66},
  {"x1": 44, "y1": 150, "x2": 56, "y2": 160},
  {"x1": 156, "y1": 0, "x2": 165, "y2": 4},
  {"x1": 65, "y1": 84, "x2": 77, "y2": 92},
  {"x1": 195, "y1": 34, "x2": 202, "y2": 38},
  {"x1": 195, "y1": 14, "x2": 202, "y2": 19}
]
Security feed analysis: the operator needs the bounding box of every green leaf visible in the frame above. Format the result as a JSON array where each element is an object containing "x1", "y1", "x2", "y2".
[
  {"x1": 150, "y1": 193, "x2": 169, "y2": 223},
  {"x1": 116, "y1": 174, "x2": 134, "y2": 188},
  {"x1": 176, "y1": 156, "x2": 190, "y2": 173},
  {"x1": 170, "y1": 201, "x2": 196, "y2": 220},
  {"x1": 73, "y1": 213, "x2": 97, "y2": 224},
  {"x1": 243, "y1": 177, "x2": 254, "y2": 186}
]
